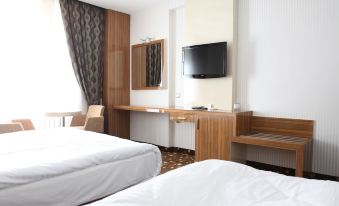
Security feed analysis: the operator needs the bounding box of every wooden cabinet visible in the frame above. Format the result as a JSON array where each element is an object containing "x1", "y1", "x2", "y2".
[{"x1": 195, "y1": 114, "x2": 235, "y2": 161}]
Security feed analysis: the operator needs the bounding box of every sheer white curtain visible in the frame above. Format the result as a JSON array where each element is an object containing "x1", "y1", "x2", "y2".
[{"x1": 0, "y1": 0, "x2": 85, "y2": 124}]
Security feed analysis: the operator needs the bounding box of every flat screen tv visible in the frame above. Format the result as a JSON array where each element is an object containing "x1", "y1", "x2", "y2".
[{"x1": 183, "y1": 42, "x2": 227, "y2": 78}]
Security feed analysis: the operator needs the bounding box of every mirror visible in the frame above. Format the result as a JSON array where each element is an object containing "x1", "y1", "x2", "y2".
[{"x1": 132, "y1": 39, "x2": 166, "y2": 90}]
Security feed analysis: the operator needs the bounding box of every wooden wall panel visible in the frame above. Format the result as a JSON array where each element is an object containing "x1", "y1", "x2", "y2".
[{"x1": 103, "y1": 10, "x2": 130, "y2": 138}]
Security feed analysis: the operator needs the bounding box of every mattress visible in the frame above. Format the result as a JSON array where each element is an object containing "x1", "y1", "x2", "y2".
[
  {"x1": 88, "y1": 160, "x2": 339, "y2": 206},
  {"x1": 0, "y1": 128, "x2": 162, "y2": 205}
]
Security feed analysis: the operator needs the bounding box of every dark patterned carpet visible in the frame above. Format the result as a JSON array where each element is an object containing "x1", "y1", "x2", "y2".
[
  {"x1": 159, "y1": 147, "x2": 195, "y2": 174},
  {"x1": 159, "y1": 147, "x2": 339, "y2": 181}
]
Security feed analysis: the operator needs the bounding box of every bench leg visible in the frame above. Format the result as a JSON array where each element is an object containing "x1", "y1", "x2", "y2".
[{"x1": 295, "y1": 148, "x2": 304, "y2": 177}]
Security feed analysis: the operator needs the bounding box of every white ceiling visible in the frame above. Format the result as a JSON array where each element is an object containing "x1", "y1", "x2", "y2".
[{"x1": 80, "y1": 0, "x2": 169, "y2": 14}]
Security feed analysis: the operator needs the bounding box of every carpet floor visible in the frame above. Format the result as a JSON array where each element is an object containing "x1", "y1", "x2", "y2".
[{"x1": 159, "y1": 147, "x2": 195, "y2": 174}]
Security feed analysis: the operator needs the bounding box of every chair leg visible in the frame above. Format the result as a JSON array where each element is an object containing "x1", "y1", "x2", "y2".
[{"x1": 295, "y1": 148, "x2": 304, "y2": 177}]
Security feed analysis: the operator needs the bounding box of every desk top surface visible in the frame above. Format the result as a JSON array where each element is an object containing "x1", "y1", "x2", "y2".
[{"x1": 112, "y1": 105, "x2": 250, "y2": 116}]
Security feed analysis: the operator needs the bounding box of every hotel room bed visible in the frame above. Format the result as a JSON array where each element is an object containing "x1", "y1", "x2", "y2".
[
  {"x1": 88, "y1": 160, "x2": 339, "y2": 206},
  {"x1": 0, "y1": 128, "x2": 162, "y2": 206}
]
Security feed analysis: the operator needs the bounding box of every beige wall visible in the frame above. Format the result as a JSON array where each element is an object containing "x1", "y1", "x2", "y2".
[{"x1": 183, "y1": 0, "x2": 237, "y2": 110}]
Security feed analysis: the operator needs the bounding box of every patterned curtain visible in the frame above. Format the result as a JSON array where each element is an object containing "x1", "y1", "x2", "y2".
[
  {"x1": 59, "y1": 0, "x2": 104, "y2": 105},
  {"x1": 146, "y1": 43, "x2": 162, "y2": 87}
]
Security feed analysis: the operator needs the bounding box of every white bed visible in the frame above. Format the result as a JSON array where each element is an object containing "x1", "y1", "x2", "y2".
[
  {"x1": 88, "y1": 160, "x2": 339, "y2": 206},
  {"x1": 0, "y1": 128, "x2": 162, "y2": 206}
]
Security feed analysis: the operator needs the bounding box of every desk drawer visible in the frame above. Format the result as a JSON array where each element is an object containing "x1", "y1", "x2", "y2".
[{"x1": 170, "y1": 113, "x2": 196, "y2": 123}]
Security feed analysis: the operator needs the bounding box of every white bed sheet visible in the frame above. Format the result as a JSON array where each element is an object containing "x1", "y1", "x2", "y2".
[
  {"x1": 89, "y1": 160, "x2": 339, "y2": 206},
  {"x1": 0, "y1": 128, "x2": 162, "y2": 205}
]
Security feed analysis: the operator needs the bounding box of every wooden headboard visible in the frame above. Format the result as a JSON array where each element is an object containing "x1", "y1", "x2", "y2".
[{"x1": 250, "y1": 116, "x2": 314, "y2": 139}]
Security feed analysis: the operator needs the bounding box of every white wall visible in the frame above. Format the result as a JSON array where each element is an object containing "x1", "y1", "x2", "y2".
[
  {"x1": 237, "y1": 0, "x2": 339, "y2": 176},
  {"x1": 171, "y1": 7, "x2": 196, "y2": 150},
  {"x1": 130, "y1": 2, "x2": 171, "y2": 107},
  {"x1": 183, "y1": 0, "x2": 237, "y2": 110},
  {"x1": 172, "y1": 7, "x2": 185, "y2": 107}
]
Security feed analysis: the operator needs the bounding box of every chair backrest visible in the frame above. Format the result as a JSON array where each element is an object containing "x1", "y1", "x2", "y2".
[
  {"x1": 0, "y1": 123, "x2": 24, "y2": 134},
  {"x1": 12, "y1": 119, "x2": 35, "y2": 130},
  {"x1": 86, "y1": 105, "x2": 105, "y2": 119},
  {"x1": 84, "y1": 105, "x2": 105, "y2": 133},
  {"x1": 84, "y1": 116, "x2": 104, "y2": 133}
]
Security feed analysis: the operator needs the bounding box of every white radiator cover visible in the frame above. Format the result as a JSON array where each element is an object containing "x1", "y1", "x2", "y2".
[
  {"x1": 33, "y1": 117, "x2": 68, "y2": 129},
  {"x1": 237, "y1": 0, "x2": 339, "y2": 176},
  {"x1": 130, "y1": 112, "x2": 171, "y2": 147},
  {"x1": 130, "y1": 112, "x2": 196, "y2": 149},
  {"x1": 173, "y1": 122, "x2": 195, "y2": 150}
]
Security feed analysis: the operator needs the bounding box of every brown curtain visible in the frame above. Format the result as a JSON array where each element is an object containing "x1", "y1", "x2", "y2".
[
  {"x1": 146, "y1": 43, "x2": 162, "y2": 87},
  {"x1": 59, "y1": 0, "x2": 104, "y2": 105}
]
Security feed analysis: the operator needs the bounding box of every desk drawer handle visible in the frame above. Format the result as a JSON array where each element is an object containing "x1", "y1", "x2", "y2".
[{"x1": 175, "y1": 117, "x2": 187, "y2": 120}]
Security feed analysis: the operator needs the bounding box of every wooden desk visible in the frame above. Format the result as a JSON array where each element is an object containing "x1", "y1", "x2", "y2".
[
  {"x1": 111, "y1": 105, "x2": 252, "y2": 161},
  {"x1": 110, "y1": 105, "x2": 313, "y2": 176}
]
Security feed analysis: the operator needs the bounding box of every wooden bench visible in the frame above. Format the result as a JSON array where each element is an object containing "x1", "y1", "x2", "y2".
[{"x1": 232, "y1": 116, "x2": 314, "y2": 177}]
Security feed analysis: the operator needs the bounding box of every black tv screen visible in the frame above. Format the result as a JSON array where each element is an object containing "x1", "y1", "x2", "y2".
[{"x1": 183, "y1": 42, "x2": 227, "y2": 78}]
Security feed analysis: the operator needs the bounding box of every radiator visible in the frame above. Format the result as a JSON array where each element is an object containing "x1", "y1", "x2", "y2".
[
  {"x1": 130, "y1": 112, "x2": 171, "y2": 147},
  {"x1": 32, "y1": 116, "x2": 73, "y2": 129},
  {"x1": 130, "y1": 112, "x2": 196, "y2": 150},
  {"x1": 173, "y1": 122, "x2": 195, "y2": 150}
]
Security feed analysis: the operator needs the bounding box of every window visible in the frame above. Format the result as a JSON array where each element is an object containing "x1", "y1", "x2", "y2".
[{"x1": 0, "y1": 0, "x2": 84, "y2": 123}]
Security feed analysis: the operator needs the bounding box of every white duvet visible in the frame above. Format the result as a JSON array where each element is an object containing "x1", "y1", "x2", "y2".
[
  {"x1": 89, "y1": 160, "x2": 339, "y2": 206},
  {"x1": 0, "y1": 128, "x2": 162, "y2": 190}
]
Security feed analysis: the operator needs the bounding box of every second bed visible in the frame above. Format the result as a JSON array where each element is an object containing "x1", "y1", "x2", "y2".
[{"x1": 88, "y1": 160, "x2": 339, "y2": 206}]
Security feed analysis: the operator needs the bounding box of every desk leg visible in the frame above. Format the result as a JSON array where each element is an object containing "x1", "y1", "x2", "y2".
[
  {"x1": 62, "y1": 116, "x2": 66, "y2": 127},
  {"x1": 295, "y1": 148, "x2": 304, "y2": 177}
]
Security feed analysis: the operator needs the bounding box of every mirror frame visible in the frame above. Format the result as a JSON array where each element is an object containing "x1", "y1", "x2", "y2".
[{"x1": 131, "y1": 39, "x2": 166, "y2": 90}]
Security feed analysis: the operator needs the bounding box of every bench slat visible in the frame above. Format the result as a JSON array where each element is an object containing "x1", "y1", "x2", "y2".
[
  {"x1": 232, "y1": 133, "x2": 310, "y2": 151},
  {"x1": 253, "y1": 133, "x2": 309, "y2": 143}
]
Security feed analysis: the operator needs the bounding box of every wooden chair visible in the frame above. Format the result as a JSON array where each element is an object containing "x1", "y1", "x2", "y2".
[
  {"x1": 0, "y1": 123, "x2": 24, "y2": 134},
  {"x1": 70, "y1": 105, "x2": 105, "y2": 133},
  {"x1": 232, "y1": 116, "x2": 314, "y2": 177},
  {"x1": 12, "y1": 119, "x2": 35, "y2": 130}
]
